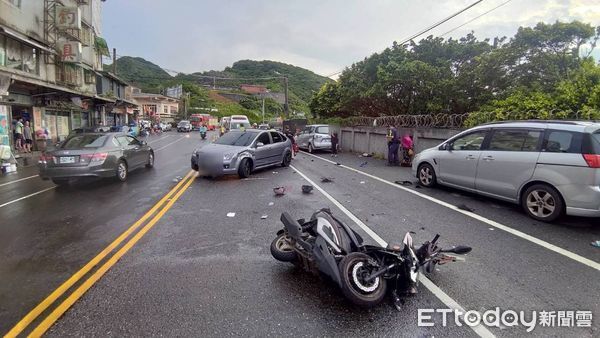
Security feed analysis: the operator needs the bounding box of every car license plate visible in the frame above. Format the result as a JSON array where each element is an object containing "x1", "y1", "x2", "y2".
[{"x1": 60, "y1": 156, "x2": 76, "y2": 164}]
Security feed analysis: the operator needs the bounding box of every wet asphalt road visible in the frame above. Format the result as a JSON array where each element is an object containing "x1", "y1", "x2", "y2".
[{"x1": 1, "y1": 133, "x2": 599, "y2": 337}]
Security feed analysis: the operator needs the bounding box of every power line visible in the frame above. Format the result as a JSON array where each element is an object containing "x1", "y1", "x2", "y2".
[
  {"x1": 326, "y1": 0, "x2": 485, "y2": 78},
  {"x1": 440, "y1": 0, "x2": 513, "y2": 37}
]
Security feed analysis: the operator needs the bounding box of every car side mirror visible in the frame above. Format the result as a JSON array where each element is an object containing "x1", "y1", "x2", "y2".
[
  {"x1": 256, "y1": 142, "x2": 264, "y2": 148},
  {"x1": 440, "y1": 143, "x2": 452, "y2": 151}
]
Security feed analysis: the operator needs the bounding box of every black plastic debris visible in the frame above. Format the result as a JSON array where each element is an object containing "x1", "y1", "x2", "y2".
[
  {"x1": 273, "y1": 187, "x2": 286, "y2": 196},
  {"x1": 394, "y1": 180, "x2": 413, "y2": 186},
  {"x1": 301, "y1": 185, "x2": 314, "y2": 194},
  {"x1": 321, "y1": 177, "x2": 333, "y2": 183},
  {"x1": 456, "y1": 204, "x2": 475, "y2": 212},
  {"x1": 336, "y1": 162, "x2": 342, "y2": 166},
  {"x1": 359, "y1": 161, "x2": 368, "y2": 167}
]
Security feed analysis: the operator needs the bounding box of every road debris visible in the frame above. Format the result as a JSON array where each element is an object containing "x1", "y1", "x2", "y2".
[
  {"x1": 227, "y1": 212, "x2": 236, "y2": 218},
  {"x1": 591, "y1": 240, "x2": 600, "y2": 248},
  {"x1": 359, "y1": 161, "x2": 368, "y2": 167},
  {"x1": 456, "y1": 204, "x2": 475, "y2": 212},
  {"x1": 321, "y1": 177, "x2": 333, "y2": 183},
  {"x1": 272, "y1": 171, "x2": 278, "y2": 174},
  {"x1": 268, "y1": 202, "x2": 274, "y2": 206},
  {"x1": 302, "y1": 185, "x2": 314, "y2": 194},
  {"x1": 489, "y1": 228, "x2": 495, "y2": 231},
  {"x1": 172, "y1": 175, "x2": 183, "y2": 182},
  {"x1": 261, "y1": 215, "x2": 268, "y2": 219},
  {"x1": 336, "y1": 162, "x2": 342, "y2": 166},
  {"x1": 273, "y1": 186, "x2": 286, "y2": 195},
  {"x1": 394, "y1": 180, "x2": 413, "y2": 186},
  {"x1": 360, "y1": 181, "x2": 365, "y2": 184}
]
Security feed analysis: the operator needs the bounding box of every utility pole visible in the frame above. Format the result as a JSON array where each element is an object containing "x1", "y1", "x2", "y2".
[
  {"x1": 283, "y1": 76, "x2": 289, "y2": 118},
  {"x1": 213, "y1": 76, "x2": 216, "y2": 89},
  {"x1": 261, "y1": 98, "x2": 265, "y2": 124},
  {"x1": 112, "y1": 48, "x2": 117, "y2": 74}
]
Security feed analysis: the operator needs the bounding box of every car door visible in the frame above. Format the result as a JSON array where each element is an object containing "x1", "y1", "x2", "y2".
[
  {"x1": 117, "y1": 136, "x2": 144, "y2": 168},
  {"x1": 298, "y1": 126, "x2": 312, "y2": 148},
  {"x1": 437, "y1": 129, "x2": 489, "y2": 190},
  {"x1": 254, "y1": 132, "x2": 272, "y2": 167},
  {"x1": 270, "y1": 131, "x2": 286, "y2": 164},
  {"x1": 475, "y1": 128, "x2": 542, "y2": 201}
]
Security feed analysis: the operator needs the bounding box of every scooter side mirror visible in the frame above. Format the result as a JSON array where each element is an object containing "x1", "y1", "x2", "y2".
[{"x1": 444, "y1": 246, "x2": 472, "y2": 254}]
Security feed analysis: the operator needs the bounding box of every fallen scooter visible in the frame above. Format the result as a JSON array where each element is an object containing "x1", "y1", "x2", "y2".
[{"x1": 270, "y1": 208, "x2": 471, "y2": 308}]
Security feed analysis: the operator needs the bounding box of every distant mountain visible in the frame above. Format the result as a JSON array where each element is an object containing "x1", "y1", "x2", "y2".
[
  {"x1": 104, "y1": 56, "x2": 171, "y2": 92},
  {"x1": 106, "y1": 57, "x2": 331, "y2": 114}
]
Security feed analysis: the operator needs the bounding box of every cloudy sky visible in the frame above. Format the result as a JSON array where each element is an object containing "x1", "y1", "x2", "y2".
[{"x1": 102, "y1": 0, "x2": 600, "y2": 77}]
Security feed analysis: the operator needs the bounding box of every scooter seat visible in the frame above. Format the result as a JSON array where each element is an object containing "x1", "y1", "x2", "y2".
[{"x1": 387, "y1": 243, "x2": 403, "y2": 252}]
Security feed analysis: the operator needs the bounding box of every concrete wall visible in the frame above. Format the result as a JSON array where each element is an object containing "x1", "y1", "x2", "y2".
[{"x1": 332, "y1": 125, "x2": 464, "y2": 159}]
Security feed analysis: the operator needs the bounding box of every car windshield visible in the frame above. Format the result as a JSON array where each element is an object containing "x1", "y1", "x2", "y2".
[
  {"x1": 316, "y1": 126, "x2": 329, "y2": 134},
  {"x1": 231, "y1": 122, "x2": 251, "y2": 129},
  {"x1": 215, "y1": 131, "x2": 258, "y2": 146},
  {"x1": 61, "y1": 135, "x2": 108, "y2": 149}
]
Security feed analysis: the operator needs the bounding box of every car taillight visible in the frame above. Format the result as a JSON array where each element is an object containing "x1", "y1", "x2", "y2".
[
  {"x1": 38, "y1": 154, "x2": 50, "y2": 164},
  {"x1": 583, "y1": 154, "x2": 600, "y2": 168},
  {"x1": 81, "y1": 153, "x2": 108, "y2": 163}
]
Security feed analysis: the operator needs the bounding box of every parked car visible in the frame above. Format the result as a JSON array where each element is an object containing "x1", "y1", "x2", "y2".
[
  {"x1": 177, "y1": 120, "x2": 192, "y2": 132},
  {"x1": 412, "y1": 120, "x2": 600, "y2": 221},
  {"x1": 191, "y1": 129, "x2": 292, "y2": 178},
  {"x1": 39, "y1": 132, "x2": 154, "y2": 185},
  {"x1": 258, "y1": 123, "x2": 270, "y2": 130},
  {"x1": 296, "y1": 124, "x2": 331, "y2": 153}
]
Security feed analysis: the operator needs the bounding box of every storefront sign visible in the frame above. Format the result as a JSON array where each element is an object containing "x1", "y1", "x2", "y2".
[
  {"x1": 33, "y1": 107, "x2": 42, "y2": 131},
  {"x1": 58, "y1": 41, "x2": 82, "y2": 63},
  {"x1": 0, "y1": 105, "x2": 9, "y2": 146},
  {"x1": 56, "y1": 6, "x2": 81, "y2": 30}
]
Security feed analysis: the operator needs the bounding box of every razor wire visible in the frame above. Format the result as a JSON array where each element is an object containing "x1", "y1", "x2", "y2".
[{"x1": 337, "y1": 110, "x2": 598, "y2": 128}]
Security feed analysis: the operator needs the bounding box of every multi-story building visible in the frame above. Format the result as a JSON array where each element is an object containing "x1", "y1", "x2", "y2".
[
  {"x1": 132, "y1": 88, "x2": 179, "y2": 124},
  {"x1": 0, "y1": 0, "x2": 136, "y2": 147}
]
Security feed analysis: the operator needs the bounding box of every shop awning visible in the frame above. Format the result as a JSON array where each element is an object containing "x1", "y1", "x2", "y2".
[
  {"x1": 95, "y1": 37, "x2": 110, "y2": 57},
  {"x1": 0, "y1": 25, "x2": 56, "y2": 55}
]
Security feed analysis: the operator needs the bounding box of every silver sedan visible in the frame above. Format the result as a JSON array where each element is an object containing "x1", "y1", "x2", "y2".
[{"x1": 191, "y1": 129, "x2": 292, "y2": 178}]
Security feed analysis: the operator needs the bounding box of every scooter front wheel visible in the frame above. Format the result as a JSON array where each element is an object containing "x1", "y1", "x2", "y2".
[
  {"x1": 270, "y1": 233, "x2": 297, "y2": 262},
  {"x1": 339, "y1": 252, "x2": 387, "y2": 307}
]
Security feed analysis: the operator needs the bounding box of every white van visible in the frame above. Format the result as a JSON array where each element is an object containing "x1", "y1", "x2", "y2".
[{"x1": 229, "y1": 115, "x2": 251, "y2": 130}]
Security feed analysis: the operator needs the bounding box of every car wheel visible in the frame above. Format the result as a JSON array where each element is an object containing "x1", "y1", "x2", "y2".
[
  {"x1": 308, "y1": 143, "x2": 314, "y2": 153},
  {"x1": 52, "y1": 178, "x2": 69, "y2": 186},
  {"x1": 145, "y1": 152, "x2": 154, "y2": 168},
  {"x1": 522, "y1": 184, "x2": 564, "y2": 222},
  {"x1": 116, "y1": 160, "x2": 128, "y2": 182},
  {"x1": 417, "y1": 163, "x2": 436, "y2": 187},
  {"x1": 281, "y1": 151, "x2": 292, "y2": 167},
  {"x1": 238, "y1": 158, "x2": 251, "y2": 178}
]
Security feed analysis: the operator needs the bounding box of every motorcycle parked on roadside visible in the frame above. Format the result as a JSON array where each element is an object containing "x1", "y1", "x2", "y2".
[{"x1": 270, "y1": 208, "x2": 471, "y2": 308}]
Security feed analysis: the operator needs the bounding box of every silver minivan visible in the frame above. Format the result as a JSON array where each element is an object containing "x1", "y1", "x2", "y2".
[
  {"x1": 412, "y1": 121, "x2": 600, "y2": 221},
  {"x1": 297, "y1": 124, "x2": 331, "y2": 153}
]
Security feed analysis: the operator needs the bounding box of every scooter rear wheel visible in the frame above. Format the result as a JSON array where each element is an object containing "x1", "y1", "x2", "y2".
[
  {"x1": 270, "y1": 233, "x2": 297, "y2": 262},
  {"x1": 339, "y1": 252, "x2": 387, "y2": 307}
]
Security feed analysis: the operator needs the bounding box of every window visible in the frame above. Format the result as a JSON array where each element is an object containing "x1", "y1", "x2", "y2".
[
  {"x1": 84, "y1": 70, "x2": 96, "y2": 84},
  {"x1": 316, "y1": 126, "x2": 330, "y2": 134},
  {"x1": 0, "y1": 35, "x2": 39, "y2": 74},
  {"x1": 5, "y1": 37, "x2": 22, "y2": 70},
  {"x1": 270, "y1": 131, "x2": 283, "y2": 143},
  {"x1": 56, "y1": 63, "x2": 82, "y2": 85},
  {"x1": 0, "y1": 36, "x2": 5, "y2": 67},
  {"x1": 62, "y1": 135, "x2": 108, "y2": 149},
  {"x1": 488, "y1": 130, "x2": 541, "y2": 152},
  {"x1": 543, "y1": 130, "x2": 582, "y2": 153},
  {"x1": 256, "y1": 132, "x2": 271, "y2": 145},
  {"x1": 163, "y1": 106, "x2": 168, "y2": 114},
  {"x1": 451, "y1": 131, "x2": 487, "y2": 151}
]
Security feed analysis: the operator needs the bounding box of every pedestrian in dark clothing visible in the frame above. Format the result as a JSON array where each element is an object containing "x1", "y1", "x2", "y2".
[
  {"x1": 284, "y1": 126, "x2": 296, "y2": 158},
  {"x1": 331, "y1": 132, "x2": 338, "y2": 157},
  {"x1": 386, "y1": 125, "x2": 400, "y2": 165}
]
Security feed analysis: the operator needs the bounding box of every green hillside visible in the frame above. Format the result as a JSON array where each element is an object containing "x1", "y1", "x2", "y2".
[{"x1": 104, "y1": 56, "x2": 172, "y2": 92}]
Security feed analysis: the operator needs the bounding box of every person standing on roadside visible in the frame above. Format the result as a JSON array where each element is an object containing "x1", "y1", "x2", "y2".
[
  {"x1": 331, "y1": 132, "x2": 339, "y2": 157},
  {"x1": 15, "y1": 119, "x2": 24, "y2": 152},
  {"x1": 386, "y1": 125, "x2": 400, "y2": 166},
  {"x1": 23, "y1": 121, "x2": 33, "y2": 153},
  {"x1": 284, "y1": 126, "x2": 296, "y2": 158}
]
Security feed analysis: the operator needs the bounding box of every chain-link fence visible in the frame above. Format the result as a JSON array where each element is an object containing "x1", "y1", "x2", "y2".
[{"x1": 337, "y1": 110, "x2": 600, "y2": 129}]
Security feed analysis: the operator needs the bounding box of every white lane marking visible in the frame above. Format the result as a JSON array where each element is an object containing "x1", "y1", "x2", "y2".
[
  {"x1": 0, "y1": 186, "x2": 56, "y2": 209},
  {"x1": 300, "y1": 151, "x2": 600, "y2": 272},
  {"x1": 290, "y1": 165, "x2": 495, "y2": 338},
  {"x1": 0, "y1": 175, "x2": 39, "y2": 187},
  {"x1": 154, "y1": 136, "x2": 187, "y2": 151}
]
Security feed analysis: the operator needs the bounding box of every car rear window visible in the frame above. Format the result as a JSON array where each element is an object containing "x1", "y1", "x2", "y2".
[
  {"x1": 61, "y1": 135, "x2": 107, "y2": 149},
  {"x1": 543, "y1": 130, "x2": 583, "y2": 153},
  {"x1": 316, "y1": 126, "x2": 329, "y2": 134},
  {"x1": 582, "y1": 132, "x2": 600, "y2": 155}
]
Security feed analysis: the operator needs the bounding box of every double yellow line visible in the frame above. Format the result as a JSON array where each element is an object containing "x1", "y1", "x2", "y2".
[{"x1": 5, "y1": 170, "x2": 197, "y2": 338}]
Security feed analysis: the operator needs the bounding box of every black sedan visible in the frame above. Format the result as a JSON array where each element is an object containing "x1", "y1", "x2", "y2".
[{"x1": 39, "y1": 132, "x2": 154, "y2": 185}]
